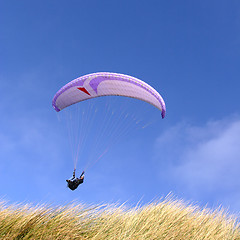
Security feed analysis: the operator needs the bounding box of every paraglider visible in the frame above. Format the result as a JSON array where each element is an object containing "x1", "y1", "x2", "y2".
[
  {"x1": 52, "y1": 72, "x2": 166, "y2": 190},
  {"x1": 66, "y1": 169, "x2": 85, "y2": 191},
  {"x1": 52, "y1": 72, "x2": 166, "y2": 118}
]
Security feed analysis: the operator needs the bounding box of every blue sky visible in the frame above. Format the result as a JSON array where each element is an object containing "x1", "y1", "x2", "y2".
[{"x1": 1, "y1": 0, "x2": 240, "y2": 215}]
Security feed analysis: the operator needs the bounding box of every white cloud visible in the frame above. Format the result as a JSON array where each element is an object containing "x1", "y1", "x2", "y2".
[
  {"x1": 154, "y1": 116, "x2": 240, "y2": 212},
  {"x1": 0, "y1": 112, "x2": 67, "y2": 197}
]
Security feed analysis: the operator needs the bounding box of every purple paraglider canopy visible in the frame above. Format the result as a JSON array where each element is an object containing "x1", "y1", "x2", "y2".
[{"x1": 52, "y1": 72, "x2": 166, "y2": 118}]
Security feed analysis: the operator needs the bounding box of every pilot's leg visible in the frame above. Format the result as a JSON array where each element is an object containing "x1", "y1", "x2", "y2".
[{"x1": 80, "y1": 171, "x2": 85, "y2": 178}]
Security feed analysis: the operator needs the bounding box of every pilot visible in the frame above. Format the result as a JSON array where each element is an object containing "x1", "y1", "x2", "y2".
[{"x1": 66, "y1": 169, "x2": 85, "y2": 191}]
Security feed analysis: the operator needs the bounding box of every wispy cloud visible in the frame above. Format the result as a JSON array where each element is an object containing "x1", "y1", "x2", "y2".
[
  {"x1": 0, "y1": 69, "x2": 68, "y2": 202},
  {"x1": 154, "y1": 116, "x2": 240, "y2": 212}
]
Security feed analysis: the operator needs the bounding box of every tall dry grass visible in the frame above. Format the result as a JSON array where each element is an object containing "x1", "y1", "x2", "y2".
[{"x1": 0, "y1": 197, "x2": 239, "y2": 240}]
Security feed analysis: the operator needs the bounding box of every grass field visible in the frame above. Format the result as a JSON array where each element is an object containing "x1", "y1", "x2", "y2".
[{"x1": 0, "y1": 197, "x2": 239, "y2": 239}]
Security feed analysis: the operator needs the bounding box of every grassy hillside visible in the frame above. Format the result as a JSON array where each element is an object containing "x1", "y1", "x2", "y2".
[{"x1": 0, "y1": 198, "x2": 239, "y2": 239}]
